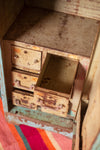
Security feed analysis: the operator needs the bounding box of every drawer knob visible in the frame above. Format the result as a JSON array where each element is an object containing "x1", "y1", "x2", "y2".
[
  {"x1": 15, "y1": 99, "x2": 20, "y2": 105},
  {"x1": 34, "y1": 59, "x2": 39, "y2": 63},
  {"x1": 14, "y1": 55, "x2": 19, "y2": 59}
]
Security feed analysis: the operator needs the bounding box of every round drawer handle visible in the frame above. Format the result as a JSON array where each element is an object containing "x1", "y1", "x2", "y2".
[
  {"x1": 14, "y1": 55, "x2": 19, "y2": 59},
  {"x1": 34, "y1": 59, "x2": 39, "y2": 63}
]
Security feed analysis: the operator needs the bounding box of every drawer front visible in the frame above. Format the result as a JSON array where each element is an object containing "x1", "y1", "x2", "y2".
[
  {"x1": 12, "y1": 46, "x2": 42, "y2": 73},
  {"x1": 12, "y1": 70, "x2": 38, "y2": 92},
  {"x1": 34, "y1": 90, "x2": 69, "y2": 117},
  {"x1": 12, "y1": 90, "x2": 37, "y2": 110}
]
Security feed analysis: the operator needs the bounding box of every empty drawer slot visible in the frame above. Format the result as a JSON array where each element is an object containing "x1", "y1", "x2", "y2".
[{"x1": 34, "y1": 54, "x2": 79, "y2": 117}]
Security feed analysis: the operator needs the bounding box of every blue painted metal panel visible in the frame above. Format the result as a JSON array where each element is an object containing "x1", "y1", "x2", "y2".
[{"x1": 0, "y1": 43, "x2": 8, "y2": 112}]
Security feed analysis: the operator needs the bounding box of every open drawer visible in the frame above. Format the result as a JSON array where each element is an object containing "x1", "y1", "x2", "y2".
[{"x1": 34, "y1": 54, "x2": 79, "y2": 117}]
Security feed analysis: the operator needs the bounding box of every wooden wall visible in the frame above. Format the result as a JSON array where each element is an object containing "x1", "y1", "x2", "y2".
[
  {"x1": 0, "y1": 0, "x2": 24, "y2": 40},
  {"x1": 0, "y1": 0, "x2": 24, "y2": 110},
  {"x1": 25, "y1": 0, "x2": 100, "y2": 20},
  {"x1": 82, "y1": 54, "x2": 100, "y2": 150}
]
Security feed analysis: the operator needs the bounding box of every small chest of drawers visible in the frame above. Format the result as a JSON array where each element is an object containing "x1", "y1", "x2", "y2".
[{"x1": 1, "y1": 4, "x2": 100, "y2": 150}]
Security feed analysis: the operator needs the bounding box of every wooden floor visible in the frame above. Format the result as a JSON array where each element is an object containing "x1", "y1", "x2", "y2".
[{"x1": 4, "y1": 7, "x2": 99, "y2": 57}]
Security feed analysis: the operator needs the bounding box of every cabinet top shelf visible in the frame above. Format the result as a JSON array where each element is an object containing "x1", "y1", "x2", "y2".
[{"x1": 4, "y1": 7, "x2": 100, "y2": 57}]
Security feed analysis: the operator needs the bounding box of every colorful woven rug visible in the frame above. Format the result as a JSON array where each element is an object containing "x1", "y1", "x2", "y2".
[{"x1": 0, "y1": 97, "x2": 72, "y2": 150}]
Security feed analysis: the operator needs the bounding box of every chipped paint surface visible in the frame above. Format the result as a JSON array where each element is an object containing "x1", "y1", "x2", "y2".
[
  {"x1": 6, "y1": 112, "x2": 73, "y2": 138},
  {"x1": 0, "y1": 44, "x2": 8, "y2": 112},
  {"x1": 10, "y1": 106, "x2": 73, "y2": 130}
]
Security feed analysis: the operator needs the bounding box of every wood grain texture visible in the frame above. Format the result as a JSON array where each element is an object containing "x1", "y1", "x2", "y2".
[
  {"x1": 83, "y1": 30, "x2": 100, "y2": 99},
  {"x1": 73, "y1": 103, "x2": 81, "y2": 150},
  {"x1": 4, "y1": 7, "x2": 99, "y2": 57},
  {"x1": 25, "y1": 0, "x2": 100, "y2": 20},
  {"x1": 0, "y1": 0, "x2": 24, "y2": 40},
  {"x1": 82, "y1": 57, "x2": 100, "y2": 150}
]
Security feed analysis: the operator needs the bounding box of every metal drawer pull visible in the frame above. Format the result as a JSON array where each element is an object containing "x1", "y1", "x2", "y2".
[{"x1": 15, "y1": 80, "x2": 34, "y2": 90}]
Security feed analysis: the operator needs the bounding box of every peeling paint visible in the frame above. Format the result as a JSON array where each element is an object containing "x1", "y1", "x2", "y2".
[
  {"x1": 0, "y1": 44, "x2": 8, "y2": 112},
  {"x1": 6, "y1": 113, "x2": 73, "y2": 138}
]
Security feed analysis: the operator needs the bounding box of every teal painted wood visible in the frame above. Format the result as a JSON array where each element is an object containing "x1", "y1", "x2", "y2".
[
  {"x1": 10, "y1": 106, "x2": 73, "y2": 129},
  {"x1": 92, "y1": 133, "x2": 100, "y2": 150},
  {"x1": 6, "y1": 112, "x2": 74, "y2": 138},
  {"x1": 0, "y1": 43, "x2": 8, "y2": 112}
]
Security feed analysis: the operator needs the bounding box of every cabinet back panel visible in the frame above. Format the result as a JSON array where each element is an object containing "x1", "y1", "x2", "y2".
[{"x1": 25, "y1": 0, "x2": 100, "y2": 20}]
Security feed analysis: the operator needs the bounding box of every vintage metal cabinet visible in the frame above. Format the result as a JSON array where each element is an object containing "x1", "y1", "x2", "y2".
[{"x1": 0, "y1": 0, "x2": 100, "y2": 149}]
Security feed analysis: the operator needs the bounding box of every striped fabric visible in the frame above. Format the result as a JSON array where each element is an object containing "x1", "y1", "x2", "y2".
[{"x1": 0, "y1": 98, "x2": 72, "y2": 150}]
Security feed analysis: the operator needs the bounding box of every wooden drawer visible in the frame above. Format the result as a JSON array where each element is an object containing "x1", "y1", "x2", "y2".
[
  {"x1": 34, "y1": 54, "x2": 79, "y2": 117},
  {"x1": 12, "y1": 69, "x2": 38, "y2": 92},
  {"x1": 34, "y1": 90, "x2": 69, "y2": 117},
  {"x1": 12, "y1": 90, "x2": 37, "y2": 110},
  {"x1": 11, "y1": 46, "x2": 42, "y2": 73}
]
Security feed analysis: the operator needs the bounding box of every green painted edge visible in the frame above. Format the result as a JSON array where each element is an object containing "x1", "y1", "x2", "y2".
[
  {"x1": 0, "y1": 44, "x2": 8, "y2": 112},
  {"x1": 10, "y1": 106, "x2": 73, "y2": 129}
]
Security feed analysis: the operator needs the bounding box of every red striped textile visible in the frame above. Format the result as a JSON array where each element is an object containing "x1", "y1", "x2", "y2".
[{"x1": 0, "y1": 98, "x2": 72, "y2": 150}]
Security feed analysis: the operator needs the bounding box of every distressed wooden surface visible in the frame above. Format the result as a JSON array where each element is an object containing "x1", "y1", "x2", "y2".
[
  {"x1": 25, "y1": 0, "x2": 100, "y2": 20},
  {"x1": 5, "y1": 106, "x2": 74, "y2": 138},
  {"x1": 34, "y1": 89, "x2": 69, "y2": 117},
  {"x1": 4, "y1": 7, "x2": 99, "y2": 57},
  {"x1": 82, "y1": 57, "x2": 100, "y2": 150},
  {"x1": 2, "y1": 40, "x2": 89, "y2": 118},
  {"x1": 12, "y1": 90, "x2": 37, "y2": 110},
  {"x1": 12, "y1": 45, "x2": 42, "y2": 73},
  {"x1": 0, "y1": 0, "x2": 24, "y2": 40},
  {"x1": 12, "y1": 69, "x2": 38, "y2": 92},
  {"x1": 83, "y1": 30, "x2": 100, "y2": 99},
  {"x1": 1, "y1": 41, "x2": 13, "y2": 102},
  {"x1": 0, "y1": 42, "x2": 8, "y2": 112},
  {"x1": 72, "y1": 103, "x2": 81, "y2": 150},
  {"x1": 34, "y1": 54, "x2": 79, "y2": 117},
  {"x1": 68, "y1": 62, "x2": 86, "y2": 119},
  {"x1": 0, "y1": 0, "x2": 24, "y2": 111},
  {"x1": 9, "y1": 40, "x2": 90, "y2": 66}
]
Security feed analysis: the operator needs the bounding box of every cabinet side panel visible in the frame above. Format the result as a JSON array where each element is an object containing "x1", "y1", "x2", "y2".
[
  {"x1": 0, "y1": 0, "x2": 24, "y2": 40},
  {"x1": 0, "y1": 42, "x2": 8, "y2": 112},
  {"x1": 82, "y1": 57, "x2": 100, "y2": 150}
]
